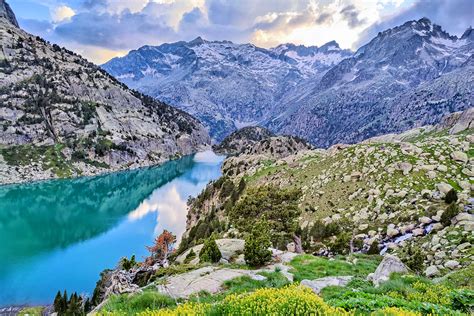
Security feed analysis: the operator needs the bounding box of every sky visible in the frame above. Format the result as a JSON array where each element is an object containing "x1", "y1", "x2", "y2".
[{"x1": 8, "y1": 0, "x2": 474, "y2": 64}]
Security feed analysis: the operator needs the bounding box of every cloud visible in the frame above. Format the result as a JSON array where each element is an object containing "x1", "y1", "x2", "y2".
[
  {"x1": 356, "y1": 0, "x2": 474, "y2": 47},
  {"x1": 340, "y1": 5, "x2": 366, "y2": 28},
  {"x1": 15, "y1": 0, "x2": 472, "y2": 64},
  {"x1": 51, "y1": 5, "x2": 75, "y2": 23},
  {"x1": 55, "y1": 10, "x2": 177, "y2": 50}
]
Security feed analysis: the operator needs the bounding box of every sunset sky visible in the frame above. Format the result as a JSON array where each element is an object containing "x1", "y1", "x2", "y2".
[{"x1": 8, "y1": 0, "x2": 474, "y2": 64}]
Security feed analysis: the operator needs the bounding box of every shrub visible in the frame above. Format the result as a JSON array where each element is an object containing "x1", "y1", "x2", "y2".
[
  {"x1": 330, "y1": 232, "x2": 351, "y2": 255},
  {"x1": 184, "y1": 249, "x2": 196, "y2": 264},
  {"x1": 199, "y1": 235, "x2": 222, "y2": 263},
  {"x1": 368, "y1": 241, "x2": 380, "y2": 255},
  {"x1": 120, "y1": 255, "x2": 136, "y2": 270},
  {"x1": 138, "y1": 285, "x2": 350, "y2": 315},
  {"x1": 401, "y1": 245, "x2": 424, "y2": 273},
  {"x1": 440, "y1": 203, "x2": 460, "y2": 226},
  {"x1": 94, "y1": 138, "x2": 113, "y2": 156},
  {"x1": 244, "y1": 219, "x2": 272, "y2": 267},
  {"x1": 444, "y1": 189, "x2": 458, "y2": 204}
]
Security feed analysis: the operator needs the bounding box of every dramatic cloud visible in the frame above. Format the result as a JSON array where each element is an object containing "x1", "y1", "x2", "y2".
[
  {"x1": 51, "y1": 5, "x2": 74, "y2": 23},
  {"x1": 340, "y1": 5, "x2": 366, "y2": 28},
  {"x1": 12, "y1": 0, "x2": 472, "y2": 63}
]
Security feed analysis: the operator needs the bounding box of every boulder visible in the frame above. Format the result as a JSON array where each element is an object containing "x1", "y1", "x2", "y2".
[
  {"x1": 451, "y1": 151, "x2": 468, "y2": 163},
  {"x1": 397, "y1": 162, "x2": 413, "y2": 175},
  {"x1": 419, "y1": 216, "x2": 432, "y2": 224},
  {"x1": 425, "y1": 265, "x2": 440, "y2": 277},
  {"x1": 452, "y1": 213, "x2": 474, "y2": 225},
  {"x1": 301, "y1": 276, "x2": 353, "y2": 294},
  {"x1": 387, "y1": 227, "x2": 399, "y2": 237},
  {"x1": 369, "y1": 254, "x2": 408, "y2": 286},
  {"x1": 436, "y1": 183, "x2": 453, "y2": 195},
  {"x1": 444, "y1": 260, "x2": 460, "y2": 269},
  {"x1": 412, "y1": 228, "x2": 424, "y2": 236}
]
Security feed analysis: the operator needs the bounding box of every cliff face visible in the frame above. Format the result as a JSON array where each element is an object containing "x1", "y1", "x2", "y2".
[
  {"x1": 0, "y1": 0, "x2": 18, "y2": 27},
  {"x1": 0, "y1": 4, "x2": 210, "y2": 184}
]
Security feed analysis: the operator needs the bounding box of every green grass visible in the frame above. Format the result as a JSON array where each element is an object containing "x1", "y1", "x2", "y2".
[
  {"x1": 101, "y1": 291, "x2": 176, "y2": 314},
  {"x1": 321, "y1": 273, "x2": 472, "y2": 315},
  {"x1": 438, "y1": 264, "x2": 474, "y2": 290},
  {"x1": 18, "y1": 307, "x2": 43, "y2": 316},
  {"x1": 289, "y1": 254, "x2": 381, "y2": 282},
  {"x1": 154, "y1": 263, "x2": 204, "y2": 279},
  {"x1": 187, "y1": 271, "x2": 290, "y2": 304}
]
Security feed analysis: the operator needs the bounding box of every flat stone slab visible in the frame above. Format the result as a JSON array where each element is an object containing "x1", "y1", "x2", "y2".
[
  {"x1": 301, "y1": 276, "x2": 353, "y2": 294},
  {"x1": 157, "y1": 266, "x2": 265, "y2": 298}
]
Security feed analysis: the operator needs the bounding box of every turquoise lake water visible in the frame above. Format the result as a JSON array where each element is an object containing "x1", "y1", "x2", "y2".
[{"x1": 0, "y1": 151, "x2": 224, "y2": 306}]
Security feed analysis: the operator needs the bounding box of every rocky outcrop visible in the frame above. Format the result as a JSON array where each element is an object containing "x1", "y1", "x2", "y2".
[
  {"x1": 175, "y1": 239, "x2": 245, "y2": 264},
  {"x1": 368, "y1": 255, "x2": 408, "y2": 286},
  {"x1": 156, "y1": 266, "x2": 265, "y2": 299},
  {"x1": 0, "y1": 0, "x2": 18, "y2": 27},
  {"x1": 242, "y1": 135, "x2": 313, "y2": 159},
  {"x1": 213, "y1": 126, "x2": 274, "y2": 155},
  {"x1": 0, "y1": 5, "x2": 210, "y2": 184}
]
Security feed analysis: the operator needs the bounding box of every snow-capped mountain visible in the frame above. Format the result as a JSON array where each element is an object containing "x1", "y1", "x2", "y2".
[
  {"x1": 103, "y1": 18, "x2": 473, "y2": 146},
  {"x1": 268, "y1": 18, "x2": 473, "y2": 147},
  {"x1": 102, "y1": 38, "x2": 352, "y2": 141}
]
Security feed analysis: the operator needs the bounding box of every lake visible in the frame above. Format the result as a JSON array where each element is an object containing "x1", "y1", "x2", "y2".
[{"x1": 0, "y1": 151, "x2": 224, "y2": 306}]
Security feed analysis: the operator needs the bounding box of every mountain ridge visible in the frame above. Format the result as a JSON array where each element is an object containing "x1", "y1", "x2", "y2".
[
  {"x1": 104, "y1": 17, "x2": 473, "y2": 146},
  {"x1": 0, "y1": 3, "x2": 210, "y2": 185},
  {"x1": 102, "y1": 37, "x2": 353, "y2": 141}
]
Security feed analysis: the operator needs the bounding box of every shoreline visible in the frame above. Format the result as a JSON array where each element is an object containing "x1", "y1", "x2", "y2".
[{"x1": 0, "y1": 148, "x2": 213, "y2": 187}]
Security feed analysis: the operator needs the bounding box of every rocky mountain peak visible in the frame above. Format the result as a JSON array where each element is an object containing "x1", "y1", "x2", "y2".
[
  {"x1": 319, "y1": 40, "x2": 341, "y2": 51},
  {"x1": 461, "y1": 26, "x2": 473, "y2": 41},
  {"x1": 188, "y1": 36, "x2": 207, "y2": 46},
  {"x1": 0, "y1": 0, "x2": 18, "y2": 27}
]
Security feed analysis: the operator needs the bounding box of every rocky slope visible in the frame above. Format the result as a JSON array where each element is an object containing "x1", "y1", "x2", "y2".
[
  {"x1": 104, "y1": 18, "x2": 472, "y2": 146},
  {"x1": 0, "y1": 2, "x2": 210, "y2": 185},
  {"x1": 102, "y1": 38, "x2": 352, "y2": 141},
  {"x1": 213, "y1": 126, "x2": 274, "y2": 155},
  {"x1": 181, "y1": 108, "x2": 473, "y2": 278}
]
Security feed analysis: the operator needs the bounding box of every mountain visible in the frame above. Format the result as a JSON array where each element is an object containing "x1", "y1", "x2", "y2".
[
  {"x1": 0, "y1": 1, "x2": 210, "y2": 185},
  {"x1": 102, "y1": 38, "x2": 352, "y2": 141},
  {"x1": 104, "y1": 18, "x2": 473, "y2": 147},
  {"x1": 0, "y1": 0, "x2": 17, "y2": 27},
  {"x1": 268, "y1": 18, "x2": 474, "y2": 147}
]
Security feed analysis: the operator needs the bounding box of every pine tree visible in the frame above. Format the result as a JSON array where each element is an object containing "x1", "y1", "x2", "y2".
[
  {"x1": 244, "y1": 219, "x2": 272, "y2": 267},
  {"x1": 53, "y1": 290, "x2": 64, "y2": 314},
  {"x1": 199, "y1": 235, "x2": 222, "y2": 263}
]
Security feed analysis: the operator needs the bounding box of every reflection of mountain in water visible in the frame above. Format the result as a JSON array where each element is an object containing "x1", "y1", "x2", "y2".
[{"x1": 0, "y1": 156, "x2": 196, "y2": 270}]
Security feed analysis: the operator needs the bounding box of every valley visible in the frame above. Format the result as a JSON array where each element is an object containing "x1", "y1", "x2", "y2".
[{"x1": 0, "y1": 0, "x2": 472, "y2": 314}]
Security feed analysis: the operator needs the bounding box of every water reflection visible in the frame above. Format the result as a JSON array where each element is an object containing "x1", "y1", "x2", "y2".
[{"x1": 0, "y1": 151, "x2": 223, "y2": 306}]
